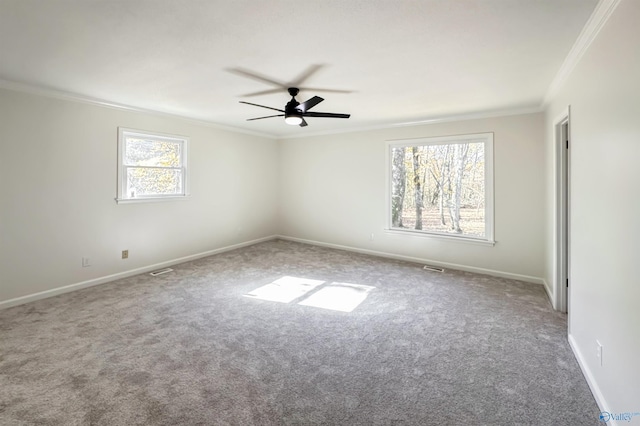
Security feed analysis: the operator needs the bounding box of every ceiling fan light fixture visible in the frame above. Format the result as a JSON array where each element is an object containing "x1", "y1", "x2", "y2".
[{"x1": 285, "y1": 114, "x2": 303, "y2": 125}]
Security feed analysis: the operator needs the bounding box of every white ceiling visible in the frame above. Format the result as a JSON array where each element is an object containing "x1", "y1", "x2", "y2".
[{"x1": 0, "y1": 0, "x2": 598, "y2": 138}]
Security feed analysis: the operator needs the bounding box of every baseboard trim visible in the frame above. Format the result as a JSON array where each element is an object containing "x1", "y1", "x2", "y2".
[
  {"x1": 0, "y1": 235, "x2": 278, "y2": 310},
  {"x1": 542, "y1": 278, "x2": 556, "y2": 308},
  {"x1": 2, "y1": 234, "x2": 545, "y2": 309},
  {"x1": 568, "y1": 333, "x2": 612, "y2": 424},
  {"x1": 276, "y1": 235, "x2": 544, "y2": 285}
]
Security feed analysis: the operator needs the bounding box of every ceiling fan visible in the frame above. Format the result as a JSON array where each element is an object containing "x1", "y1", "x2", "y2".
[{"x1": 240, "y1": 87, "x2": 350, "y2": 127}]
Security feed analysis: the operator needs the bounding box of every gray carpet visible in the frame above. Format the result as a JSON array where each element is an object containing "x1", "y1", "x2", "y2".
[{"x1": 0, "y1": 240, "x2": 600, "y2": 425}]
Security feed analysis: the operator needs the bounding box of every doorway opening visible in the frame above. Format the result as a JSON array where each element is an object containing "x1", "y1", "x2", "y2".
[{"x1": 555, "y1": 109, "x2": 570, "y2": 315}]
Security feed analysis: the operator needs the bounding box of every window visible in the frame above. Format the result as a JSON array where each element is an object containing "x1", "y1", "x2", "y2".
[
  {"x1": 387, "y1": 133, "x2": 494, "y2": 243},
  {"x1": 116, "y1": 128, "x2": 189, "y2": 203}
]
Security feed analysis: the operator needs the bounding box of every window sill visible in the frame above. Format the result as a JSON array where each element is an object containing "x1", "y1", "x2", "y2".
[
  {"x1": 115, "y1": 195, "x2": 191, "y2": 204},
  {"x1": 383, "y1": 228, "x2": 495, "y2": 246}
]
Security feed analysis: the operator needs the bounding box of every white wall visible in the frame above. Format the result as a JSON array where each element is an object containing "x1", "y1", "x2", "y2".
[
  {"x1": 544, "y1": 0, "x2": 640, "y2": 413},
  {"x1": 279, "y1": 112, "x2": 546, "y2": 282},
  {"x1": 0, "y1": 88, "x2": 279, "y2": 304}
]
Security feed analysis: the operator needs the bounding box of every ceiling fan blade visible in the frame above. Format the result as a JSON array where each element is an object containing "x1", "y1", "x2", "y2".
[
  {"x1": 298, "y1": 87, "x2": 353, "y2": 94},
  {"x1": 289, "y1": 64, "x2": 324, "y2": 87},
  {"x1": 240, "y1": 88, "x2": 285, "y2": 97},
  {"x1": 239, "y1": 101, "x2": 285, "y2": 113},
  {"x1": 299, "y1": 118, "x2": 308, "y2": 127},
  {"x1": 227, "y1": 68, "x2": 286, "y2": 88},
  {"x1": 303, "y1": 111, "x2": 351, "y2": 119},
  {"x1": 247, "y1": 114, "x2": 285, "y2": 121},
  {"x1": 297, "y1": 96, "x2": 324, "y2": 113}
]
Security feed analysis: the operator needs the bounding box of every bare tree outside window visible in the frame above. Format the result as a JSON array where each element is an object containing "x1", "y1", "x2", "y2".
[
  {"x1": 389, "y1": 134, "x2": 492, "y2": 240},
  {"x1": 391, "y1": 147, "x2": 406, "y2": 228}
]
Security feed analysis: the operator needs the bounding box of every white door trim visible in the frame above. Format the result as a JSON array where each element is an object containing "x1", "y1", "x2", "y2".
[{"x1": 554, "y1": 107, "x2": 571, "y2": 315}]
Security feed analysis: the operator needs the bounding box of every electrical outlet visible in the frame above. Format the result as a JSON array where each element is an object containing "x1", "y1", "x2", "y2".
[
  {"x1": 122, "y1": 250, "x2": 129, "y2": 259},
  {"x1": 370, "y1": 233, "x2": 375, "y2": 241},
  {"x1": 82, "y1": 257, "x2": 91, "y2": 267},
  {"x1": 596, "y1": 341, "x2": 603, "y2": 366}
]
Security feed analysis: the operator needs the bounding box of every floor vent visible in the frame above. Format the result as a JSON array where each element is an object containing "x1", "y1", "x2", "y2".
[
  {"x1": 150, "y1": 268, "x2": 174, "y2": 276},
  {"x1": 423, "y1": 265, "x2": 445, "y2": 273}
]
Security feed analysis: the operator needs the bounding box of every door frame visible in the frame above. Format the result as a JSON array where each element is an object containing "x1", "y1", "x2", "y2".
[{"x1": 554, "y1": 107, "x2": 571, "y2": 315}]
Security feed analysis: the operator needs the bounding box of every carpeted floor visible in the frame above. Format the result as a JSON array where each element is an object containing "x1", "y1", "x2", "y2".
[{"x1": 0, "y1": 240, "x2": 600, "y2": 425}]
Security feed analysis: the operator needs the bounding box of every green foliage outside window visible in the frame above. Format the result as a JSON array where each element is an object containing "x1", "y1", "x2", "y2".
[{"x1": 124, "y1": 137, "x2": 184, "y2": 198}]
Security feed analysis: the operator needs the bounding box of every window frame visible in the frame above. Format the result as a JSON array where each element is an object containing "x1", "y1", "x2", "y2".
[
  {"x1": 116, "y1": 127, "x2": 190, "y2": 204},
  {"x1": 385, "y1": 132, "x2": 495, "y2": 245}
]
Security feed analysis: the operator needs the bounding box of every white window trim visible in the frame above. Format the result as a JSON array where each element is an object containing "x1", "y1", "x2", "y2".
[
  {"x1": 116, "y1": 127, "x2": 190, "y2": 204},
  {"x1": 385, "y1": 132, "x2": 495, "y2": 245}
]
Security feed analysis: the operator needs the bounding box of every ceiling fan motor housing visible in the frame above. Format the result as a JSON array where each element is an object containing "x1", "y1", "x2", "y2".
[
  {"x1": 285, "y1": 99, "x2": 302, "y2": 117},
  {"x1": 287, "y1": 87, "x2": 300, "y2": 97}
]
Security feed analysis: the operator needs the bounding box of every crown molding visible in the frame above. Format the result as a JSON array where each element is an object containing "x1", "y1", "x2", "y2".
[
  {"x1": 543, "y1": 0, "x2": 622, "y2": 105},
  {"x1": 0, "y1": 78, "x2": 543, "y2": 141},
  {"x1": 0, "y1": 79, "x2": 542, "y2": 142},
  {"x1": 276, "y1": 105, "x2": 543, "y2": 140},
  {"x1": 0, "y1": 79, "x2": 276, "y2": 140}
]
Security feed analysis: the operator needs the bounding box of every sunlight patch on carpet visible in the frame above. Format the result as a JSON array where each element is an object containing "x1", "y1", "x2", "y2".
[
  {"x1": 244, "y1": 276, "x2": 324, "y2": 303},
  {"x1": 298, "y1": 282, "x2": 375, "y2": 312},
  {"x1": 245, "y1": 276, "x2": 375, "y2": 312}
]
